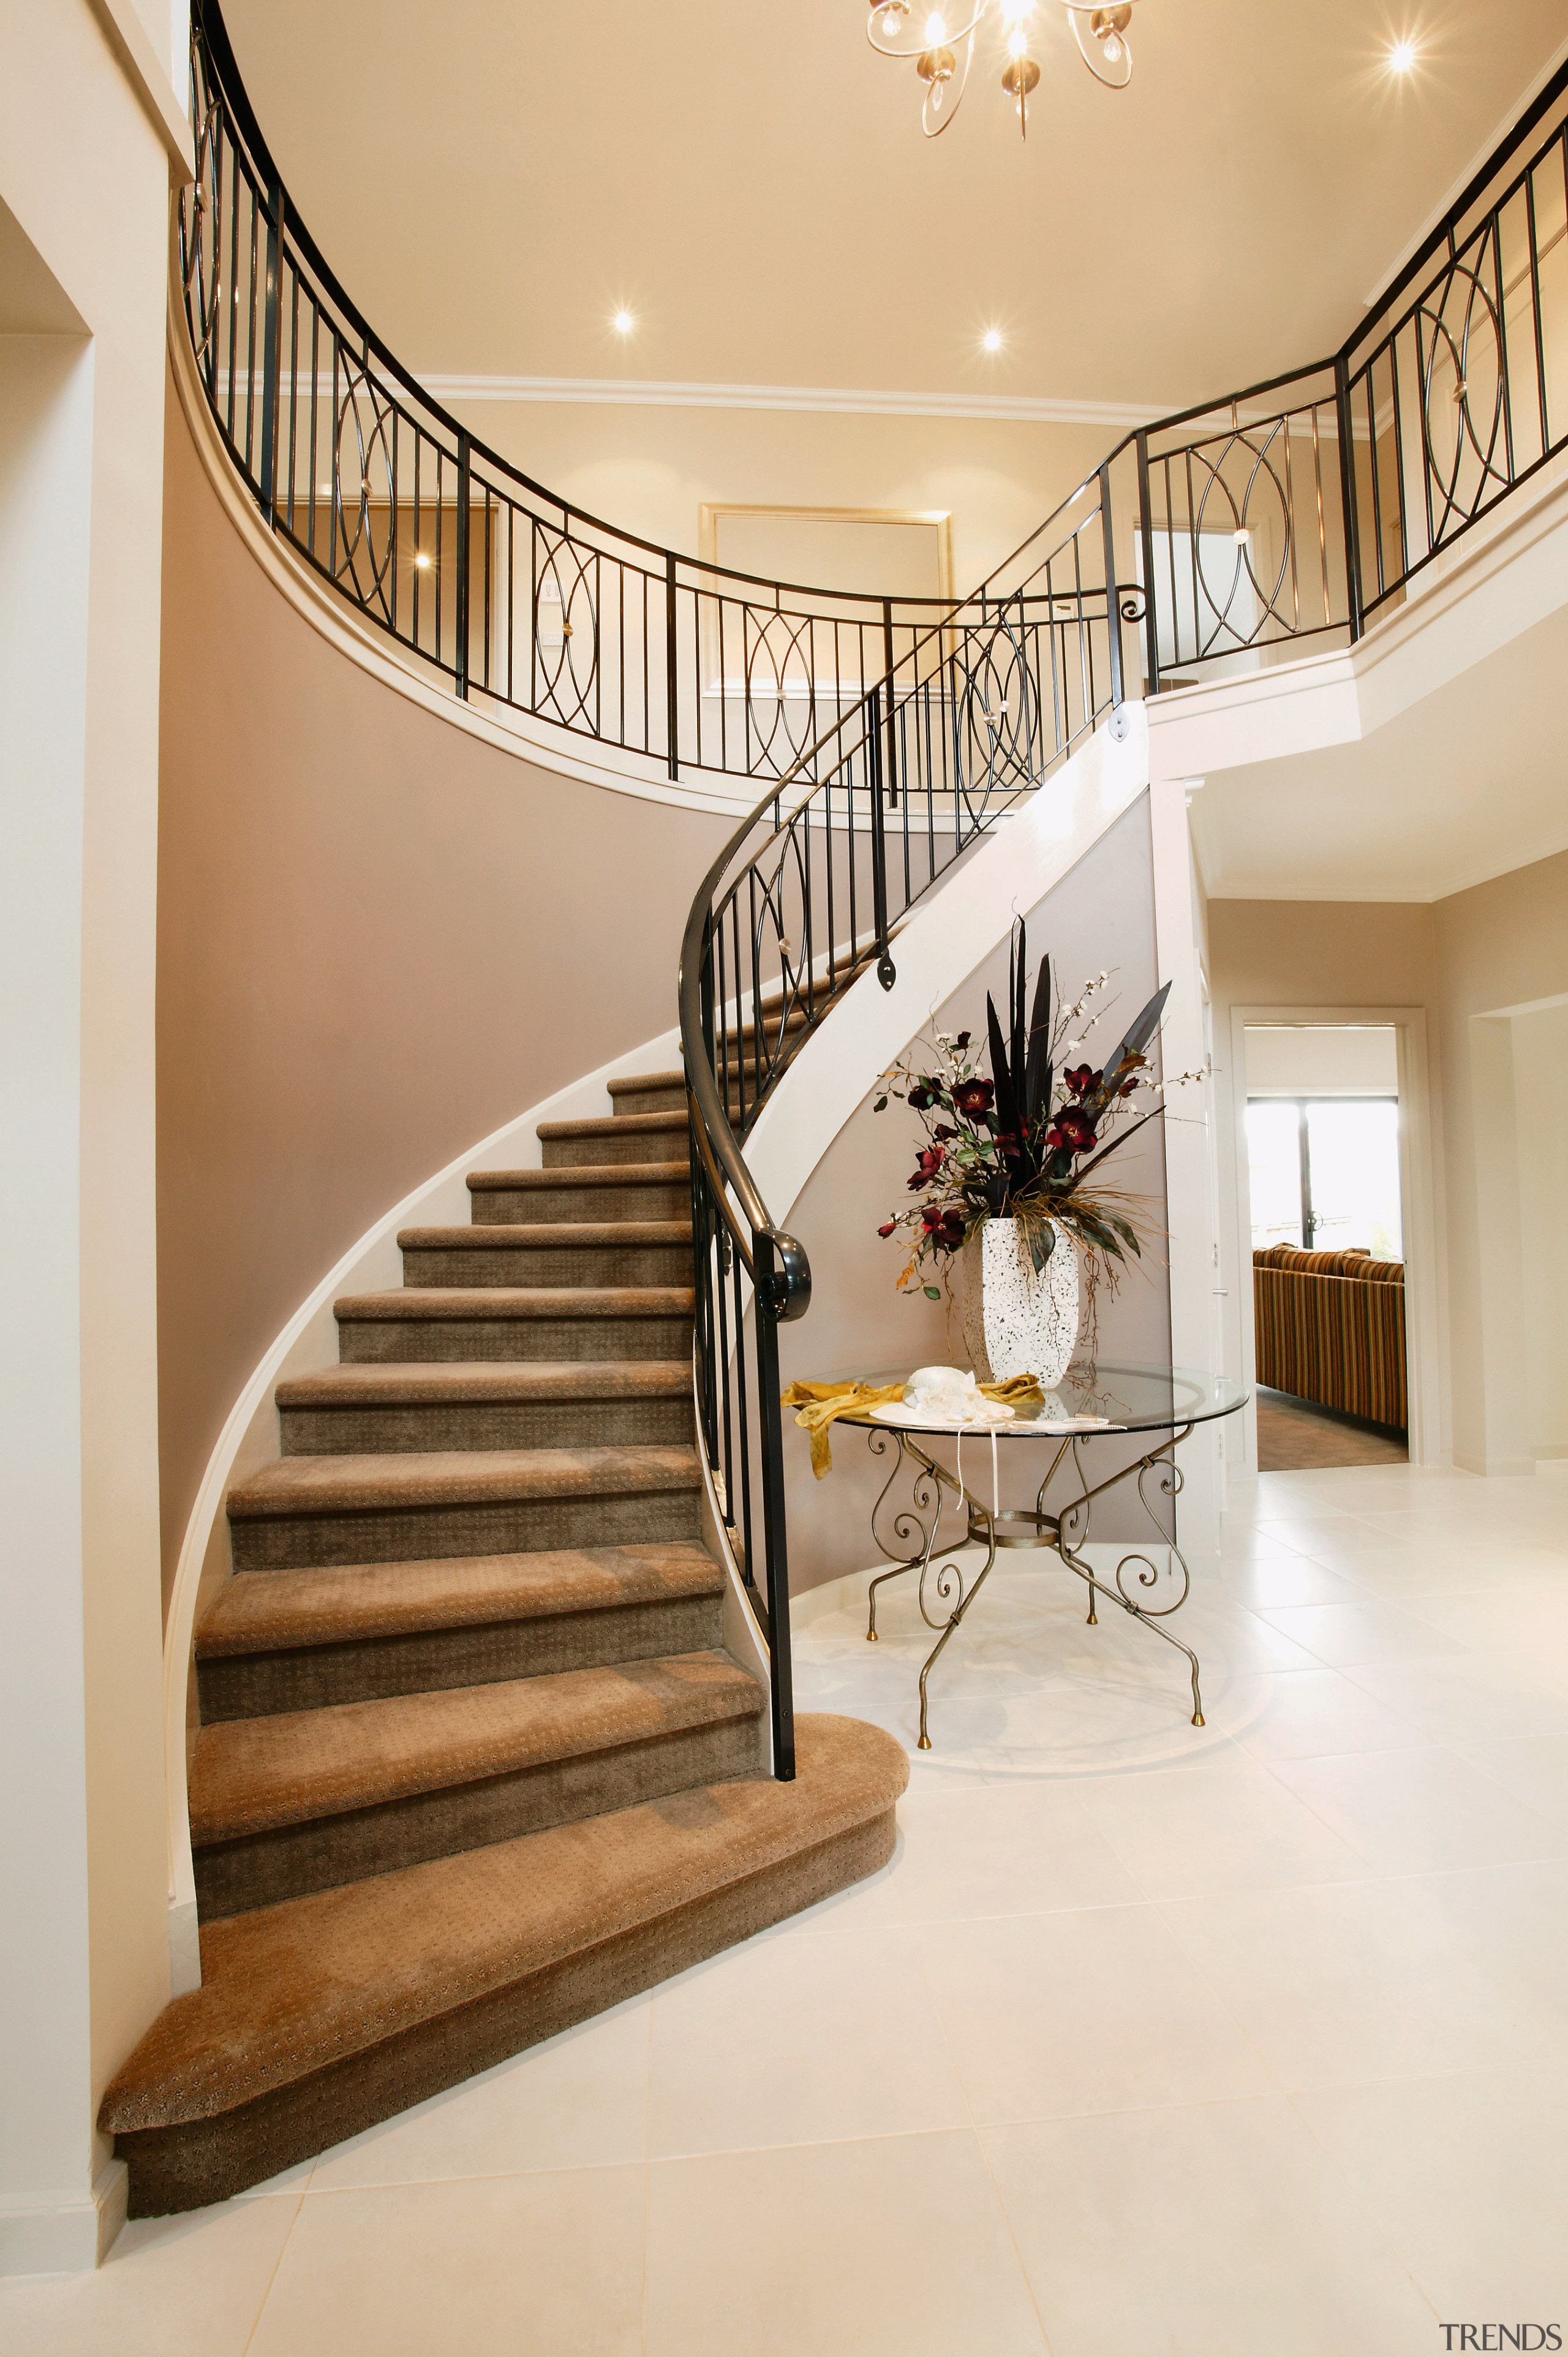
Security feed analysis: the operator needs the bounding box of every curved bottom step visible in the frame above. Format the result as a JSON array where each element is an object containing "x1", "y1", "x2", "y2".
[{"x1": 102, "y1": 1714, "x2": 907, "y2": 2217}]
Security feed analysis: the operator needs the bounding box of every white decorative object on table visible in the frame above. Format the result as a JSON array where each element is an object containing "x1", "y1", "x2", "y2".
[{"x1": 961, "y1": 1215, "x2": 1080, "y2": 1387}]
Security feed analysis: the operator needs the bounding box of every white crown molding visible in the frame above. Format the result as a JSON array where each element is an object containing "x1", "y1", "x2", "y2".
[{"x1": 414, "y1": 372, "x2": 1172, "y2": 429}]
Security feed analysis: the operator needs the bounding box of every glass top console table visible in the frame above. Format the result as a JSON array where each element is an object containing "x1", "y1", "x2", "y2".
[{"x1": 831, "y1": 1364, "x2": 1248, "y2": 1751}]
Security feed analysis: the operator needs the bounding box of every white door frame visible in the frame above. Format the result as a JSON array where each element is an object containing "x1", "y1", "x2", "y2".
[{"x1": 1222, "y1": 1005, "x2": 1445, "y2": 1475}]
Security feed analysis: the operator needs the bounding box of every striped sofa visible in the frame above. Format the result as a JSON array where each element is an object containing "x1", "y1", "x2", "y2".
[{"x1": 1252, "y1": 1245, "x2": 1408, "y2": 1431}]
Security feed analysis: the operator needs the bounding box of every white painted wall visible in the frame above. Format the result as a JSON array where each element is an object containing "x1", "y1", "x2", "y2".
[
  {"x1": 0, "y1": 0, "x2": 189, "y2": 2275},
  {"x1": 1512, "y1": 1001, "x2": 1568, "y2": 1463}
]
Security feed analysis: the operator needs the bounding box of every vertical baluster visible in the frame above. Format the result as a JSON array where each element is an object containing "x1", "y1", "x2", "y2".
[
  {"x1": 1333, "y1": 357, "x2": 1363, "y2": 639},
  {"x1": 665, "y1": 552, "x2": 679, "y2": 779},
  {"x1": 752, "y1": 1234, "x2": 795, "y2": 1782},
  {"x1": 1135, "y1": 432, "x2": 1161, "y2": 695}
]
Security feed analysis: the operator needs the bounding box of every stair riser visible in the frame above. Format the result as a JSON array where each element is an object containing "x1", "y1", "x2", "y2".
[
  {"x1": 401, "y1": 1243, "x2": 692, "y2": 1289},
  {"x1": 467, "y1": 1180, "x2": 690, "y2": 1223},
  {"x1": 279, "y1": 1397, "x2": 695, "y2": 1457},
  {"x1": 193, "y1": 1714, "x2": 767, "y2": 1919},
  {"x1": 609, "y1": 1082, "x2": 687, "y2": 1116},
  {"x1": 197, "y1": 1593, "x2": 726, "y2": 1721},
  {"x1": 228, "y1": 1485, "x2": 703, "y2": 1571},
  {"x1": 336, "y1": 1314, "x2": 692, "y2": 1363},
  {"x1": 541, "y1": 1130, "x2": 688, "y2": 1169},
  {"x1": 116, "y1": 1810, "x2": 897, "y2": 2216}
]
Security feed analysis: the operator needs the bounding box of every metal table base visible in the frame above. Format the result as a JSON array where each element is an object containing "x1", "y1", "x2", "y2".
[{"x1": 862, "y1": 1423, "x2": 1205, "y2": 1749}]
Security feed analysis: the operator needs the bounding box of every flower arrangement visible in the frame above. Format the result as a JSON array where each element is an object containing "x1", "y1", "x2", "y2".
[{"x1": 874, "y1": 918, "x2": 1202, "y2": 1303}]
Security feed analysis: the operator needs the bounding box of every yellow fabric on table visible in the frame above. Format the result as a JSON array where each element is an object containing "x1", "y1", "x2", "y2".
[{"x1": 780, "y1": 1374, "x2": 1046, "y2": 1479}]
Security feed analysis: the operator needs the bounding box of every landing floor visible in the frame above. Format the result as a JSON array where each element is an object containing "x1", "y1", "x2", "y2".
[
  {"x1": 4, "y1": 1465, "x2": 1567, "y2": 2354},
  {"x1": 1256, "y1": 1382, "x2": 1409, "y2": 1471}
]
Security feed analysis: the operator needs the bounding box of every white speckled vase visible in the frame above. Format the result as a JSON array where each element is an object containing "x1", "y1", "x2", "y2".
[{"x1": 960, "y1": 1216, "x2": 1080, "y2": 1387}]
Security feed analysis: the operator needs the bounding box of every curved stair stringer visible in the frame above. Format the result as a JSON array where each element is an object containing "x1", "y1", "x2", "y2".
[{"x1": 741, "y1": 707, "x2": 1153, "y2": 1269}]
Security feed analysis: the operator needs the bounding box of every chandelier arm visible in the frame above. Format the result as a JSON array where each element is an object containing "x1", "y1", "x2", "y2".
[
  {"x1": 865, "y1": 3, "x2": 987, "y2": 61},
  {"x1": 922, "y1": 23, "x2": 979, "y2": 136},
  {"x1": 1065, "y1": 6, "x2": 1134, "y2": 91}
]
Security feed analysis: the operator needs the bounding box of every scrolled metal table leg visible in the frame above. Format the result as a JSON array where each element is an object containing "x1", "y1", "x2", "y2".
[
  {"x1": 864, "y1": 1428, "x2": 933, "y2": 1642},
  {"x1": 1052, "y1": 1430, "x2": 1207, "y2": 1729}
]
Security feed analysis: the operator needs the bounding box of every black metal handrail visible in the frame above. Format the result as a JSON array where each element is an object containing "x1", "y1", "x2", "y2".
[{"x1": 683, "y1": 58, "x2": 1568, "y2": 1774}]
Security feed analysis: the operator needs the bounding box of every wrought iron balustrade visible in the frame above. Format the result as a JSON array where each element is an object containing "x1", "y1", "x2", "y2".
[{"x1": 181, "y1": 0, "x2": 1099, "y2": 788}]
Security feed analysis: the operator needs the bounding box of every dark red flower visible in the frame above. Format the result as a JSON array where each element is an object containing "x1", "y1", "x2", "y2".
[
  {"x1": 1046, "y1": 1125, "x2": 1066, "y2": 1153},
  {"x1": 1057, "y1": 1109, "x2": 1098, "y2": 1152},
  {"x1": 1064, "y1": 1065, "x2": 1102, "y2": 1099},
  {"x1": 933, "y1": 1124, "x2": 958, "y2": 1144},
  {"x1": 994, "y1": 1129, "x2": 1023, "y2": 1162},
  {"x1": 951, "y1": 1077, "x2": 994, "y2": 1118},
  {"x1": 877, "y1": 1220, "x2": 897, "y2": 1239},
  {"x1": 954, "y1": 1031, "x2": 971, "y2": 1052},
  {"x1": 907, "y1": 1079, "x2": 944, "y2": 1112},
  {"x1": 907, "y1": 1145, "x2": 947, "y2": 1191}
]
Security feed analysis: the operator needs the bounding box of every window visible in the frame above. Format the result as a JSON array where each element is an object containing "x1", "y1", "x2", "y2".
[{"x1": 1246, "y1": 1098, "x2": 1402, "y2": 1260}]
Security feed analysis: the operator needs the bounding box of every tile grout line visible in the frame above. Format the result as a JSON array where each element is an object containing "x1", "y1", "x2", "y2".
[
  {"x1": 906, "y1": 1923, "x2": 1059, "y2": 2357},
  {"x1": 238, "y1": 2181, "x2": 311, "y2": 2357}
]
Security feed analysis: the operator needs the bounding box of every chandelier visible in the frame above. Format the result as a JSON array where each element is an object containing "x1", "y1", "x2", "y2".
[{"x1": 867, "y1": 1, "x2": 1139, "y2": 138}]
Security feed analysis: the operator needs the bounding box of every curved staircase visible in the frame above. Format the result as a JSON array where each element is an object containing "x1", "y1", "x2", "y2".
[{"x1": 101, "y1": 1063, "x2": 906, "y2": 2216}]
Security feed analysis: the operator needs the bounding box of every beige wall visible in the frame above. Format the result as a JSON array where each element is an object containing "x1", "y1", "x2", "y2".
[
  {"x1": 1208, "y1": 850, "x2": 1568, "y2": 1476},
  {"x1": 1, "y1": 0, "x2": 178, "y2": 2272},
  {"x1": 1513, "y1": 1002, "x2": 1568, "y2": 1461},
  {"x1": 156, "y1": 376, "x2": 733, "y2": 1615},
  {"x1": 1433, "y1": 850, "x2": 1568, "y2": 1474},
  {"x1": 445, "y1": 398, "x2": 1112, "y2": 602}
]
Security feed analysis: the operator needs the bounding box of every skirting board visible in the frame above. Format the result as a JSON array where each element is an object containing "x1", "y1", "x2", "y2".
[{"x1": 0, "y1": 2162, "x2": 127, "y2": 2276}]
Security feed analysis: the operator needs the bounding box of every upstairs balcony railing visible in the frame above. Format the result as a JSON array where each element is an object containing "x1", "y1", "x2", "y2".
[{"x1": 175, "y1": 1, "x2": 1568, "y2": 1776}]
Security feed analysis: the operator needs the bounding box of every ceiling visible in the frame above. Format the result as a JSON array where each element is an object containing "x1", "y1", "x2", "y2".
[{"x1": 219, "y1": 1, "x2": 1567, "y2": 409}]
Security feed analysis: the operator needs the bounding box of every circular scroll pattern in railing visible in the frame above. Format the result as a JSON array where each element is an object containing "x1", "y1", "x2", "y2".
[
  {"x1": 532, "y1": 538, "x2": 600, "y2": 731},
  {"x1": 333, "y1": 365, "x2": 399, "y2": 624},
  {"x1": 741, "y1": 610, "x2": 826, "y2": 778},
  {"x1": 954, "y1": 608, "x2": 1042, "y2": 798},
  {"x1": 1420, "y1": 249, "x2": 1508, "y2": 546},
  {"x1": 181, "y1": 100, "x2": 224, "y2": 371},
  {"x1": 1188, "y1": 423, "x2": 1294, "y2": 660}
]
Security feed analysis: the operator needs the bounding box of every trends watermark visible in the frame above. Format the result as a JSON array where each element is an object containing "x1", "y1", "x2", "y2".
[{"x1": 1440, "y1": 2332, "x2": 1561, "y2": 2351}]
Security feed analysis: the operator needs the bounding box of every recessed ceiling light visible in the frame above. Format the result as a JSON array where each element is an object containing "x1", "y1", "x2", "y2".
[
  {"x1": 982, "y1": 328, "x2": 1003, "y2": 353},
  {"x1": 1389, "y1": 38, "x2": 1417, "y2": 73},
  {"x1": 413, "y1": 551, "x2": 431, "y2": 570},
  {"x1": 613, "y1": 309, "x2": 635, "y2": 334}
]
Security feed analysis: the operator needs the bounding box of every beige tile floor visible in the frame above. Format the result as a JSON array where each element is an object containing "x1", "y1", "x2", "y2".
[{"x1": 6, "y1": 1464, "x2": 1568, "y2": 2355}]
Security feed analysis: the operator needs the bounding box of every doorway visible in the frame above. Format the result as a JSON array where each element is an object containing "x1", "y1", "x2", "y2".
[{"x1": 1243, "y1": 1025, "x2": 1409, "y2": 1471}]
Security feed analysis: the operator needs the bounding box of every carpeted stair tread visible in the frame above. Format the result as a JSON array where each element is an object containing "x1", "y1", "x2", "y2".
[
  {"x1": 607, "y1": 1071, "x2": 685, "y2": 1096},
  {"x1": 101, "y1": 1715, "x2": 908, "y2": 2136},
  {"x1": 398, "y1": 1221, "x2": 692, "y2": 1251},
  {"x1": 467, "y1": 1160, "x2": 689, "y2": 1191},
  {"x1": 275, "y1": 1362, "x2": 690, "y2": 1409},
  {"x1": 189, "y1": 1651, "x2": 763, "y2": 1842},
  {"x1": 537, "y1": 1111, "x2": 688, "y2": 1145},
  {"x1": 196, "y1": 1542, "x2": 724, "y2": 1657},
  {"x1": 335, "y1": 1286, "x2": 694, "y2": 1322},
  {"x1": 228, "y1": 1445, "x2": 701, "y2": 1521}
]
